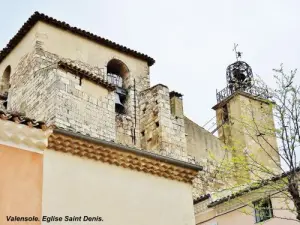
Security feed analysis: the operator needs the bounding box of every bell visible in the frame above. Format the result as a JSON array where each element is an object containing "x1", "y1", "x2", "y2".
[
  {"x1": 115, "y1": 93, "x2": 124, "y2": 106},
  {"x1": 233, "y1": 69, "x2": 246, "y2": 82},
  {"x1": 115, "y1": 93, "x2": 125, "y2": 114}
]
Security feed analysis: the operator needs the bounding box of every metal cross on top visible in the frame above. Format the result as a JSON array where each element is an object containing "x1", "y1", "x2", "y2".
[{"x1": 233, "y1": 43, "x2": 242, "y2": 61}]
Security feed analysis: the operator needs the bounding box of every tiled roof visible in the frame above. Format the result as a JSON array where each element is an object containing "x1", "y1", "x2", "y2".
[
  {"x1": 0, "y1": 12, "x2": 155, "y2": 66},
  {"x1": 49, "y1": 129, "x2": 202, "y2": 183},
  {"x1": 57, "y1": 61, "x2": 115, "y2": 90},
  {"x1": 0, "y1": 111, "x2": 50, "y2": 130},
  {"x1": 193, "y1": 194, "x2": 211, "y2": 204},
  {"x1": 207, "y1": 168, "x2": 300, "y2": 207}
]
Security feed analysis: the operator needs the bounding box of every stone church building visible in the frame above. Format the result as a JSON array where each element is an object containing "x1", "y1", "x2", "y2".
[{"x1": 0, "y1": 11, "x2": 295, "y2": 225}]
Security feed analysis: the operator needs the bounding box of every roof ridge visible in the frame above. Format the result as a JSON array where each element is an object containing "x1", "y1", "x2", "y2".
[{"x1": 0, "y1": 11, "x2": 155, "y2": 66}]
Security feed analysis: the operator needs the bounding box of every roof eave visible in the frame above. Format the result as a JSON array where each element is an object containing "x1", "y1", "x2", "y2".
[
  {"x1": 53, "y1": 128, "x2": 203, "y2": 172},
  {"x1": 0, "y1": 11, "x2": 155, "y2": 66}
]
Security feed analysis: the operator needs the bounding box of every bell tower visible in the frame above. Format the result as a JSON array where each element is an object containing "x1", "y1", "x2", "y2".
[{"x1": 212, "y1": 44, "x2": 281, "y2": 182}]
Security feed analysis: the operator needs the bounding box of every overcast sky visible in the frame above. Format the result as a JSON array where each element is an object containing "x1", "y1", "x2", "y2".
[{"x1": 0, "y1": 0, "x2": 299, "y2": 128}]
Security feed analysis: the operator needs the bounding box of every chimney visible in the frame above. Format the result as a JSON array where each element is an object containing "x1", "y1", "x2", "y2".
[{"x1": 169, "y1": 91, "x2": 183, "y2": 118}]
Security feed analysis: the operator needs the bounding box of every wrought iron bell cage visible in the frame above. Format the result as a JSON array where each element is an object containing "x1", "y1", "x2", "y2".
[
  {"x1": 216, "y1": 60, "x2": 270, "y2": 103},
  {"x1": 226, "y1": 60, "x2": 254, "y2": 92}
]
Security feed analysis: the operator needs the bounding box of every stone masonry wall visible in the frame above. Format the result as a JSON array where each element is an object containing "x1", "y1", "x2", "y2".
[
  {"x1": 6, "y1": 44, "x2": 199, "y2": 164},
  {"x1": 139, "y1": 84, "x2": 189, "y2": 162},
  {"x1": 9, "y1": 47, "x2": 116, "y2": 141},
  {"x1": 9, "y1": 47, "x2": 58, "y2": 124},
  {"x1": 139, "y1": 85, "x2": 162, "y2": 152},
  {"x1": 55, "y1": 69, "x2": 115, "y2": 141},
  {"x1": 114, "y1": 62, "x2": 150, "y2": 147},
  {"x1": 7, "y1": 46, "x2": 150, "y2": 144},
  {"x1": 33, "y1": 22, "x2": 151, "y2": 148}
]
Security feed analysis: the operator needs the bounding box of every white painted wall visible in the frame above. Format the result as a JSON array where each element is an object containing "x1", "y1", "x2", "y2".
[{"x1": 42, "y1": 150, "x2": 196, "y2": 225}]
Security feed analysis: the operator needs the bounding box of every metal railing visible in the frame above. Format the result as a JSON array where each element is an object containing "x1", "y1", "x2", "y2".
[
  {"x1": 106, "y1": 73, "x2": 123, "y2": 87},
  {"x1": 216, "y1": 85, "x2": 271, "y2": 103}
]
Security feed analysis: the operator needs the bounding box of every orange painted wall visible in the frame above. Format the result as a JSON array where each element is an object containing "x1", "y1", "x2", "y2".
[{"x1": 0, "y1": 144, "x2": 42, "y2": 225}]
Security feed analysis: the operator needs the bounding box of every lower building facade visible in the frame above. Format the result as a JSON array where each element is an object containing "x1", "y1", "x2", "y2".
[{"x1": 0, "y1": 115, "x2": 201, "y2": 225}]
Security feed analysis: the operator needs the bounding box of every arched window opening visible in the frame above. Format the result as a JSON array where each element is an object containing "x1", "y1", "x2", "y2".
[
  {"x1": 107, "y1": 59, "x2": 129, "y2": 114},
  {"x1": 1, "y1": 66, "x2": 11, "y2": 93},
  {"x1": 107, "y1": 59, "x2": 129, "y2": 88},
  {"x1": 0, "y1": 66, "x2": 11, "y2": 109}
]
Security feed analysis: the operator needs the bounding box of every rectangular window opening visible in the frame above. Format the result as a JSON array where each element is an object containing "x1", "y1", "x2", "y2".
[
  {"x1": 222, "y1": 104, "x2": 229, "y2": 122},
  {"x1": 253, "y1": 198, "x2": 273, "y2": 223}
]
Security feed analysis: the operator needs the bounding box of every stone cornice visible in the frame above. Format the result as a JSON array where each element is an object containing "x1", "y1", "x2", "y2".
[
  {"x1": 48, "y1": 130, "x2": 201, "y2": 183},
  {"x1": 212, "y1": 90, "x2": 275, "y2": 110}
]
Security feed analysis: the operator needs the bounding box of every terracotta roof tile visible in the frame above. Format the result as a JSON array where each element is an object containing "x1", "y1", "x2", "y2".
[
  {"x1": 49, "y1": 128, "x2": 202, "y2": 183},
  {"x1": 0, "y1": 12, "x2": 155, "y2": 66},
  {"x1": 193, "y1": 194, "x2": 211, "y2": 204},
  {"x1": 207, "y1": 168, "x2": 300, "y2": 207},
  {"x1": 0, "y1": 111, "x2": 51, "y2": 130}
]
